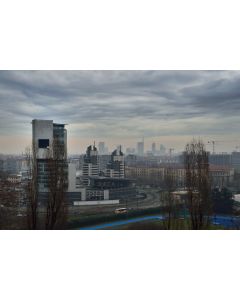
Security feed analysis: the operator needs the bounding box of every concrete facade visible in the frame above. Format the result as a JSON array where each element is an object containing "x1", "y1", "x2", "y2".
[
  {"x1": 106, "y1": 148, "x2": 125, "y2": 178},
  {"x1": 32, "y1": 119, "x2": 68, "y2": 194}
]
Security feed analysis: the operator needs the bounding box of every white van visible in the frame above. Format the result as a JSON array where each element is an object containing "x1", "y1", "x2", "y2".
[{"x1": 115, "y1": 208, "x2": 128, "y2": 214}]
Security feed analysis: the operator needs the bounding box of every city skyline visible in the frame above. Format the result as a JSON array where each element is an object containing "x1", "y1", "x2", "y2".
[{"x1": 1, "y1": 70, "x2": 240, "y2": 154}]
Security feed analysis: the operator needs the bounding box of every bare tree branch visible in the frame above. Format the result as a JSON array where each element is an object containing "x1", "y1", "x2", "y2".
[{"x1": 185, "y1": 139, "x2": 211, "y2": 229}]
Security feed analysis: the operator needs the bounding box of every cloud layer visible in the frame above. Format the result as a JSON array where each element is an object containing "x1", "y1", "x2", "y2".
[{"x1": 0, "y1": 70, "x2": 240, "y2": 153}]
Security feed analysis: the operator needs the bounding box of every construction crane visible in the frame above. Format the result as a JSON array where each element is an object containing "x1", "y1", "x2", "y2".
[
  {"x1": 207, "y1": 140, "x2": 224, "y2": 154},
  {"x1": 207, "y1": 139, "x2": 239, "y2": 154},
  {"x1": 208, "y1": 141, "x2": 216, "y2": 154}
]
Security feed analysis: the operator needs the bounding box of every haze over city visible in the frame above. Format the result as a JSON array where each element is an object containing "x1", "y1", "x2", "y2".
[{"x1": 0, "y1": 70, "x2": 240, "y2": 154}]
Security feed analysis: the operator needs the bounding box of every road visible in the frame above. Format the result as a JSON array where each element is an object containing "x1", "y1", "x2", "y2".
[
  {"x1": 69, "y1": 187, "x2": 161, "y2": 218},
  {"x1": 80, "y1": 215, "x2": 240, "y2": 230}
]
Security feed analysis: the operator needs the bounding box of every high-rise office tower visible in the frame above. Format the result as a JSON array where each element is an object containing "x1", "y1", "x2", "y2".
[
  {"x1": 137, "y1": 141, "x2": 144, "y2": 156},
  {"x1": 82, "y1": 144, "x2": 99, "y2": 185},
  {"x1": 106, "y1": 147, "x2": 125, "y2": 178},
  {"x1": 159, "y1": 144, "x2": 166, "y2": 155},
  {"x1": 32, "y1": 119, "x2": 68, "y2": 194},
  {"x1": 152, "y1": 142, "x2": 156, "y2": 155},
  {"x1": 98, "y1": 141, "x2": 105, "y2": 155}
]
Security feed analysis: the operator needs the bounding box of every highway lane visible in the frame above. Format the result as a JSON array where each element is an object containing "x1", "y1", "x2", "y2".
[{"x1": 70, "y1": 188, "x2": 161, "y2": 218}]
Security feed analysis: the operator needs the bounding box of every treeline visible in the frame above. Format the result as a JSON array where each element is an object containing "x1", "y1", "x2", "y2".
[{"x1": 160, "y1": 139, "x2": 236, "y2": 229}]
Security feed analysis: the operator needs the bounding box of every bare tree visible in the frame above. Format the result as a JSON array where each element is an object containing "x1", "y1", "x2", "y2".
[
  {"x1": 185, "y1": 139, "x2": 211, "y2": 229},
  {"x1": 24, "y1": 138, "x2": 68, "y2": 230},
  {"x1": 161, "y1": 168, "x2": 180, "y2": 229},
  {"x1": 25, "y1": 144, "x2": 39, "y2": 229},
  {"x1": 0, "y1": 174, "x2": 19, "y2": 229},
  {"x1": 45, "y1": 138, "x2": 68, "y2": 230}
]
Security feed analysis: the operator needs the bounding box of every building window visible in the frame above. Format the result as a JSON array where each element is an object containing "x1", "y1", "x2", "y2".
[{"x1": 38, "y1": 139, "x2": 49, "y2": 148}]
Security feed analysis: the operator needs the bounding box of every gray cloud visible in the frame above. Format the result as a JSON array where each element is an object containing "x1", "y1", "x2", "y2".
[{"x1": 0, "y1": 70, "x2": 240, "y2": 152}]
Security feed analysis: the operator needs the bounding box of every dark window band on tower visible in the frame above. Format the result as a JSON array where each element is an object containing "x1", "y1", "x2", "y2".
[{"x1": 38, "y1": 139, "x2": 49, "y2": 149}]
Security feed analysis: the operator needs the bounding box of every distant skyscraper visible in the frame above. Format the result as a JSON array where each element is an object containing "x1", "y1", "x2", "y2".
[
  {"x1": 104, "y1": 146, "x2": 109, "y2": 154},
  {"x1": 82, "y1": 144, "x2": 99, "y2": 185},
  {"x1": 98, "y1": 142, "x2": 105, "y2": 155},
  {"x1": 106, "y1": 147, "x2": 125, "y2": 178},
  {"x1": 137, "y1": 141, "x2": 144, "y2": 156},
  {"x1": 159, "y1": 144, "x2": 166, "y2": 155},
  {"x1": 152, "y1": 142, "x2": 156, "y2": 155}
]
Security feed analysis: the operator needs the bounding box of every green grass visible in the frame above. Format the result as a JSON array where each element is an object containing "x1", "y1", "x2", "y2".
[
  {"x1": 111, "y1": 219, "x2": 225, "y2": 230},
  {"x1": 67, "y1": 206, "x2": 163, "y2": 229}
]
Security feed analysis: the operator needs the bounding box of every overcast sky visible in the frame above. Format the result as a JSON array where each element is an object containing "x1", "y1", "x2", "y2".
[{"x1": 0, "y1": 70, "x2": 240, "y2": 154}]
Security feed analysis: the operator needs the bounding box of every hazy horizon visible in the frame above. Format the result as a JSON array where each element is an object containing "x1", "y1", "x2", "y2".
[{"x1": 0, "y1": 70, "x2": 240, "y2": 154}]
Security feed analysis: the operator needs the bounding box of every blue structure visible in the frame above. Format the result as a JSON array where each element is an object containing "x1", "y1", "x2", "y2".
[{"x1": 80, "y1": 215, "x2": 240, "y2": 230}]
